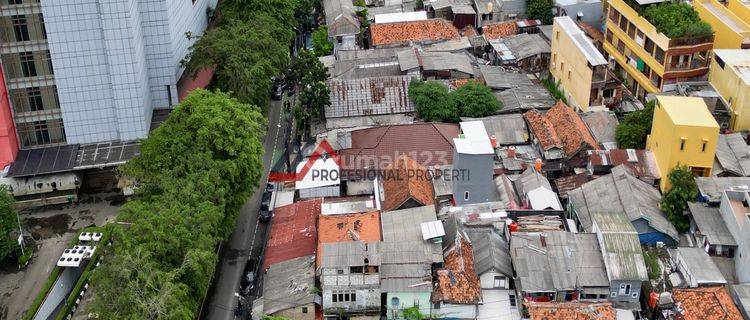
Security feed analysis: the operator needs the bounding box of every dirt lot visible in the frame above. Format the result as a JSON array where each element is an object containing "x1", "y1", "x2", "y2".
[{"x1": 0, "y1": 193, "x2": 122, "y2": 320}]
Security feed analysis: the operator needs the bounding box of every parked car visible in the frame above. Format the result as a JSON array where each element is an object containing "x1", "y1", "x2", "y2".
[
  {"x1": 259, "y1": 208, "x2": 272, "y2": 222},
  {"x1": 271, "y1": 80, "x2": 285, "y2": 100}
]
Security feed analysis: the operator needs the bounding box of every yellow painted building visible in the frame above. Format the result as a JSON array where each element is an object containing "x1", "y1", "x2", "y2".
[
  {"x1": 709, "y1": 49, "x2": 750, "y2": 130},
  {"x1": 602, "y1": 0, "x2": 713, "y2": 99},
  {"x1": 646, "y1": 96, "x2": 719, "y2": 191},
  {"x1": 694, "y1": 0, "x2": 750, "y2": 49},
  {"x1": 728, "y1": 0, "x2": 750, "y2": 25},
  {"x1": 550, "y1": 16, "x2": 612, "y2": 112}
]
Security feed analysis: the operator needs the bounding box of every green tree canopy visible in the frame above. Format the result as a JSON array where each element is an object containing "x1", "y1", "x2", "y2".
[
  {"x1": 0, "y1": 186, "x2": 18, "y2": 261},
  {"x1": 526, "y1": 0, "x2": 554, "y2": 24},
  {"x1": 181, "y1": 17, "x2": 289, "y2": 111},
  {"x1": 643, "y1": 2, "x2": 712, "y2": 38},
  {"x1": 89, "y1": 89, "x2": 266, "y2": 318},
  {"x1": 408, "y1": 80, "x2": 501, "y2": 122},
  {"x1": 615, "y1": 100, "x2": 655, "y2": 149},
  {"x1": 452, "y1": 82, "x2": 502, "y2": 117},
  {"x1": 312, "y1": 26, "x2": 334, "y2": 56},
  {"x1": 409, "y1": 80, "x2": 459, "y2": 122},
  {"x1": 660, "y1": 165, "x2": 698, "y2": 232}
]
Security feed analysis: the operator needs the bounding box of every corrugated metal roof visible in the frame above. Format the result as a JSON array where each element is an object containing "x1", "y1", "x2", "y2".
[
  {"x1": 263, "y1": 255, "x2": 317, "y2": 314},
  {"x1": 327, "y1": 76, "x2": 415, "y2": 118},
  {"x1": 380, "y1": 205, "x2": 443, "y2": 263},
  {"x1": 591, "y1": 212, "x2": 649, "y2": 281},
  {"x1": 669, "y1": 247, "x2": 727, "y2": 285},
  {"x1": 569, "y1": 165, "x2": 678, "y2": 241},
  {"x1": 695, "y1": 177, "x2": 750, "y2": 203},
  {"x1": 554, "y1": 16, "x2": 607, "y2": 66},
  {"x1": 510, "y1": 231, "x2": 609, "y2": 292},
  {"x1": 470, "y1": 230, "x2": 513, "y2": 277},
  {"x1": 581, "y1": 111, "x2": 619, "y2": 146},
  {"x1": 715, "y1": 133, "x2": 750, "y2": 177},
  {"x1": 320, "y1": 241, "x2": 381, "y2": 268},
  {"x1": 687, "y1": 202, "x2": 737, "y2": 246},
  {"x1": 462, "y1": 113, "x2": 529, "y2": 145}
]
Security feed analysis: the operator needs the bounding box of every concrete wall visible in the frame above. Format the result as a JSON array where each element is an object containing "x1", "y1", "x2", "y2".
[
  {"x1": 695, "y1": 0, "x2": 750, "y2": 50},
  {"x1": 433, "y1": 303, "x2": 477, "y2": 319},
  {"x1": 480, "y1": 271, "x2": 510, "y2": 289},
  {"x1": 386, "y1": 292, "x2": 432, "y2": 320},
  {"x1": 608, "y1": 280, "x2": 641, "y2": 304},
  {"x1": 452, "y1": 151, "x2": 494, "y2": 205},
  {"x1": 709, "y1": 52, "x2": 750, "y2": 131},
  {"x1": 551, "y1": 17, "x2": 595, "y2": 112},
  {"x1": 720, "y1": 194, "x2": 750, "y2": 282},
  {"x1": 273, "y1": 303, "x2": 316, "y2": 320},
  {"x1": 555, "y1": 0, "x2": 603, "y2": 30},
  {"x1": 478, "y1": 289, "x2": 521, "y2": 320}
]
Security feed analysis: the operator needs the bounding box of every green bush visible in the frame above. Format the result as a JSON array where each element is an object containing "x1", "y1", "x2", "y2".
[
  {"x1": 408, "y1": 80, "x2": 501, "y2": 122},
  {"x1": 17, "y1": 245, "x2": 33, "y2": 268},
  {"x1": 615, "y1": 100, "x2": 655, "y2": 149},
  {"x1": 660, "y1": 165, "x2": 698, "y2": 232},
  {"x1": 541, "y1": 77, "x2": 567, "y2": 104},
  {"x1": 643, "y1": 249, "x2": 661, "y2": 280},
  {"x1": 643, "y1": 2, "x2": 713, "y2": 38}
]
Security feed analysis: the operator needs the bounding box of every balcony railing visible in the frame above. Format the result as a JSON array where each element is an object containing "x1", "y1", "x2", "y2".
[
  {"x1": 665, "y1": 57, "x2": 710, "y2": 72},
  {"x1": 669, "y1": 35, "x2": 714, "y2": 47}
]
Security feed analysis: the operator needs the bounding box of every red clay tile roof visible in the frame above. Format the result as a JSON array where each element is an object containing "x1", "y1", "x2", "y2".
[
  {"x1": 381, "y1": 155, "x2": 436, "y2": 211},
  {"x1": 524, "y1": 109, "x2": 563, "y2": 152},
  {"x1": 554, "y1": 173, "x2": 594, "y2": 199},
  {"x1": 316, "y1": 211, "x2": 382, "y2": 267},
  {"x1": 527, "y1": 301, "x2": 616, "y2": 320},
  {"x1": 370, "y1": 19, "x2": 460, "y2": 47},
  {"x1": 482, "y1": 20, "x2": 518, "y2": 40},
  {"x1": 524, "y1": 101, "x2": 600, "y2": 157},
  {"x1": 339, "y1": 123, "x2": 460, "y2": 172},
  {"x1": 587, "y1": 149, "x2": 660, "y2": 180},
  {"x1": 672, "y1": 287, "x2": 743, "y2": 320},
  {"x1": 432, "y1": 236, "x2": 481, "y2": 304},
  {"x1": 263, "y1": 198, "x2": 320, "y2": 270}
]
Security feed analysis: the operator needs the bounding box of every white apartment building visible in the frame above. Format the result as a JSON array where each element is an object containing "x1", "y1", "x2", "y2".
[{"x1": 0, "y1": 0, "x2": 216, "y2": 148}]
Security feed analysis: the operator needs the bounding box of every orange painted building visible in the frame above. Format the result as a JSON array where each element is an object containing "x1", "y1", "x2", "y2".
[{"x1": 0, "y1": 64, "x2": 18, "y2": 169}]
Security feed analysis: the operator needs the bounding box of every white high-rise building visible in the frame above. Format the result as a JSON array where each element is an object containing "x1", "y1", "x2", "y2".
[{"x1": 0, "y1": 0, "x2": 217, "y2": 148}]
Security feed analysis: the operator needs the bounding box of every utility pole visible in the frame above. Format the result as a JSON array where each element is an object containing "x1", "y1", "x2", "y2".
[{"x1": 16, "y1": 210, "x2": 24, "y2": 257}]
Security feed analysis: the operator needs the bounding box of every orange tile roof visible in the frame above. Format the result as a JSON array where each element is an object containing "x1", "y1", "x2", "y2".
[
  {"x1": 482, "y1": 20, "x2": 518, "y2": 40},
  {"x1": 524, "y1": 101, "x2": 600, "y2": 157},
  {"x1": 370, "y1": 19, "x2": 460, "y2": 47},
  {"x1": 673, "y1": 287, "x2": 743, "y2": 320},
  {"x1": 381, "y1": 155, "x2": 436, "y2": 212},
  {"x1": 432, "y1": 236, "x2": 481, "y2": 304},
  {"x1": 527, "y1": 302, "x2": 616, "y2": 320},
  {"x1": 316, "y1": 211, "x2": 382, "y2": 267}
]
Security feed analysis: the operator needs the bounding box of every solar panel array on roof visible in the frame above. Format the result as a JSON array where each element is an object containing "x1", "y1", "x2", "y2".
[
  {"x1": 7, "y1": 144, "x2": 80, "y2": 177},
  {"x1": 75, "y1": 140, "x2": 140, "y2": 168}
]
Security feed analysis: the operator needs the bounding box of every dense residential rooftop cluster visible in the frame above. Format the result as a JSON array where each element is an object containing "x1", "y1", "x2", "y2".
[{"x1": 247, "y1": 0, "x2": 750, "y2": 318}]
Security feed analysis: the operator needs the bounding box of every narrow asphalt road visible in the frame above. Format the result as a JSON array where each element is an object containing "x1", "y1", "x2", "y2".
[{"x1": 205, "y1": 98, "x2": 286, "y2": 319}]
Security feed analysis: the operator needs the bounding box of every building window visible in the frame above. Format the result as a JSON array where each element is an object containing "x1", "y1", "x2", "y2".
[
  {"x1": 26, "y1": 87, "x2": 43, "y2": 111},
  {"x1": 631, "y1": 292, "x2": 638, "y2": 298},
  {"x1": 605, "y1": 30, "x2": 613, "y2": 44},
  {"x1": 464, "y1": 191, "x2": 469, "y2": 201},
  {"x1": 391, "y1": 297, "x2": 400, "y2": 307},
  {"x1": 17, "y1": 119, "x2": 66, "y2": 147},
  {"x1": 493, "y1": 276, "x2": 505, "y2": 288},
  {"x1": 555, "y1": 31, "x2": 559, "y2": 40},
  {"x1": 302, "y1": 307, "x2": 308, "y2": 313},
  {"x1": 433, "y1": 302, "x2": 441, "y2": 309},
  {"x1": 702, "y1": 141, "x2": 707, "y2": 152},
  {"x1": 624, "y1": 284, "x2": 631, "y2": 295},
  {"x1": 618, "y1": 17, "x2": 627, "y2": 32},
  {"x1": 567, "y1": 70, "x2": 571, "y2": 80},
  {"x1": 611, "y1": 292, "x2": 617, "y2": 298},
  {"x1": 9, "y1": 0, "x2": 24, "y2": 4},
  {"x1": 509, "y1": 294, "x2": 516, "y2": 307},
  {"x1": 11, "y1": 15, "x2": 29, "y2": 42},
  {"x1": 333, "y1": 294, "x2": 338, "y2": 302},
  {"x1": 680, "y1": 139, "x2": 686, "y2": 151},
  {"x1": 337, "y1": 269, "x2": 344, "y2": 274},
  {"x1": 20, "y1": 51, "x2": 36, "y2": 77},
  {"x1": 39, "y1": 14, "x2": 47, "y2": 40},
  {"x1": 603, "y1": 88, "x2": 614, "y2": 98}
]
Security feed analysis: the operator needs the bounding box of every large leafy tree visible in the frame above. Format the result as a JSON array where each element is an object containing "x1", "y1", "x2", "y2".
[
  {"x1": 0, "y1": 186, "x2": 17, "y2": 261},
  {"x1": 312, "y1": 26, "x2": 333, "y2": 56},
  {"x1": 452, "y1": 82, "x2": 502, "y2": 117},
  {"x1": 182, "y1": 16, "x2": 289, "y2": 111},
  {"x1": 409, "y1": 80, "x2": 459, "y2": 122},
  {"x1": 660, "y1": 165, "x2": 698, "y2": 233},
  {"x1": 526, "y1": 0, "x2": 554, "y2": 24},
  {"x1": 89, "y1": 90, "x2": 266, "y2": 318},
  {"x1": 615, "y1": 100, "x2": 655, "y2": 149}
]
